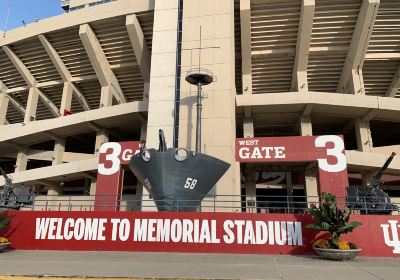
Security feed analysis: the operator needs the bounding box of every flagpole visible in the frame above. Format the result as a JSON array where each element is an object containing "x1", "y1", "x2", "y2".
[{"x1": 3, "y1": 4, "x2": 12, "y2": 38}]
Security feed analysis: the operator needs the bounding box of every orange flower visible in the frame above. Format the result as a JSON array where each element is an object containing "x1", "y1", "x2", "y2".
[
  {"x1": 313, "y1": 239, "x2": 329, "y2": 249},
  {"x1": 337, "y1": 240, "x2": 350, "y2": 250}
]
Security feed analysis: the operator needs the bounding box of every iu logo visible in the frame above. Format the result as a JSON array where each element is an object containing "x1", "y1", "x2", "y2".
[{"x1": 381, "y1": 220, "x2": 400, "y2": 254}]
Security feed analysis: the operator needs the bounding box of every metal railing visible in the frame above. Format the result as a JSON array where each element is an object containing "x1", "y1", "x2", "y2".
[{"x1": 20, "y1": 194, "x2": 400, "y2": 215}]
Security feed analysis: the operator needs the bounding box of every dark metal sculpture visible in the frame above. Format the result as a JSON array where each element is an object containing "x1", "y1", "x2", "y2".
[
  {"x1": 129, "y1": 130, "x2": 230, "y2": 212},
  {"x1": 0, "y1": 166, "x2": 34, "y2": 209},
  {"x1": 347, "y1": 152, "x2": 398, "y2": 214}
]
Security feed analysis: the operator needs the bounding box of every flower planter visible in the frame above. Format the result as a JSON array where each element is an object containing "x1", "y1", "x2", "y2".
[
  {"x1": 0, "y1": 242, "x2": 10, "y2": 252},
  {"x1": 313, "y1": 247, "x2": 362, "y2": 261}
]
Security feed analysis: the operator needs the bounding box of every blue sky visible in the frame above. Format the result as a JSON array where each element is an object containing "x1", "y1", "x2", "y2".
[{"x1": 0, "y1": 0, "x2": 62, "y2": 31}]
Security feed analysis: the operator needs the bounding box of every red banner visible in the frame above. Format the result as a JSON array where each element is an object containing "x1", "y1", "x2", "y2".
[
  {"x1": 4, "y1": 211, "x2": 400, "y2": 257},
  {"x1": 95, "y1": 141, "x2": 141, "y2": 211},
  {"x1": 236, "y1": 136, "x2": 349, "y2": 198}
]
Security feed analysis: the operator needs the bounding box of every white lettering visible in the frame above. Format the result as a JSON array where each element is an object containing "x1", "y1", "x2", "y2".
[
  {"x1": 243, "y1": 221, "x2": 255, "y2": 244},
  {"x1": 35, "y1": 218, "x2": 50, "y2": 240},
  {"x1": 287, "y1": 222, "x2": 303, "y2": 246},
  {"x1": 315, "y1": 135, "x2": 347, "y2": 173},
  {"x1": 147, "y1": 219, "x2": 157, "y2": 242},
  {"x1": 47, "y1": 218, "x2": 57, "y2": 240},
  {"x1": 119, "y1": 219, "x2": 130, "y2": 241},
  {"x1": 261, "y1": 147, "x2": 274, "y2": 158},
  {"x1": 199, "y1": 220, "x2": 211, "y2": 243},
  {"x1": 121, "y1": 149, "x2": 133, "y2": 161},
  {"x1": 239, "y1": 147, "x2": 250, "y2": 159},
  {"x1": 74, "y1": 218, "x2": 85, "y2": 240},
  {"x1": 275, "y1": 221, "x2": 287, "y2": 245},
  {"x1": 251, "y1": 148, "x2": 263, "y2": 159},
  {"x1": 84, "y1": 218, "x2": 98, "y2": 240},
  {"x1": 211, "y1": 220, "x2": 220, "y2": 243},
  {"x1": 134, "y1": 219, "x2": 148, "y2": 241},
  {"x1": 182, "y1": 219, "x2": 193, "y2": 243},
  {"x1": 98, "y1": 142, "x2": 121, "y2": 175},
  {"x1": 234, "y1": 220, "x2": 245, "y2": 244},
  {"x1": 275, "y1": 147, "x2": 286, "y2": 158},
  {"x1": 98, "y1": 219, "x2": 107, "y2": 241},
  {"x1": 64, "y1": 218, "x2": 74, "y2": 240},
  {"x1": 255, "y1": 221, "x2": 268, "y2": 245},
  {"x1": 111, "y1": 219, "x2": 120, "y2": 241},
  {"x1": 268, "y1": 221, "x2": 275, "y2": 245},
  {"x1": 223, "y1": 220, "x2": 235, "y2": 244},
  {"x1": 156, "y1": 219, "x2": 170, "y2": 242},
  {"x1": 171, "y1": 219, "x2": 182, "y2": 242}
]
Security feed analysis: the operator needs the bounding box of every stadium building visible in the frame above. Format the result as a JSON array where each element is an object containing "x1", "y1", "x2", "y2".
[{"x1": 0, "y1": 0, "x2": 400, "y2": 212}]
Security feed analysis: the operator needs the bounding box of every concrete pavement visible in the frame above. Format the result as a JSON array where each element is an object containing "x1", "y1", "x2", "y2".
[{"x1": 0, "y1": 250, "x2": 398, "y2": 280}]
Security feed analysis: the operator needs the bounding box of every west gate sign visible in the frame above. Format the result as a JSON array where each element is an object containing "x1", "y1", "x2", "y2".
[{"x1": 236, "y1": 135, "x2": 349, "y2": 198}]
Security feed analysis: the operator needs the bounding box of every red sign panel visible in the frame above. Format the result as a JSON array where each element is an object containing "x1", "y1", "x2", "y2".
[
  {"x1": 4, "y1": 211, "x2": 400, "y2": 257},
  {"x1": 95, "y1": 141, "x2": 141, "y2": 211},
  {"x1": 235, "y1": 136, "x2": 348, "y2": 198}
]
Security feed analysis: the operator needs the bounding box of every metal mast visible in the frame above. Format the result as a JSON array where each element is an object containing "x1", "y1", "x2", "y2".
[{"x1": 185, "y1": 27, "x2": 214, "y2": 153}]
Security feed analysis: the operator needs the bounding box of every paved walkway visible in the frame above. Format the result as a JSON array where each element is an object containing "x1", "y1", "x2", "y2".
[{"x1": 0, "y1": 250, "x2": 398, "y2": 280}]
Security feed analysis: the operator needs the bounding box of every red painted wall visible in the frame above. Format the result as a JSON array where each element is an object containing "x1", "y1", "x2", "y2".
[{"x1": 3, "y1": 211, "x2": 400, "y2": 257}]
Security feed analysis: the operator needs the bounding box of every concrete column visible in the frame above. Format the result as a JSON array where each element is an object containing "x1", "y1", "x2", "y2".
[
  {"x1": 47, "y1": 186, "x2": 61, "y2": 196},
  {"x1": 91, "y1": 129, "x2": 109, "y2": 195},
  {"x1": 244, "y1": 167, "x2": 256, "y2": 213},
  {"x1": 94, "y1": 129, "x2": 109, "y2": 155},
  {"x1": 299, "y1": 116, "x2": 317, "y2": 204},
  {"x1": 0, "y1": 93, "x2": 9, "y2": 125},
  {"x1": 89, "y1": 85, "x2": 113, "y2": 195},
  {"x1": 52, "y1": 139, "x2": 66, "y2": 165},
  {"x1": 15, "y1": 149, "x2": 29, "y2": 172},
  {"x1": 48, "y1": 139, "x2": 66, "y2": 195},
  {"x1": 89, "y1": 179, "x2": 97, "y2": 196},
  {"x1": 189, "y1": 0, "x2": 238, "y2": 211},
  {"x1": 355, "y1": 119, "x2": 373, "y2": 152},
  {"x1": 60, "y1": 82, "x2": 73, "y2": 114},
  {"x1": 299, "y1": 116, "x2": 312, "y2": 136},
  {"x1": 243, "y1": 117, "x2": 254, "y2": 138},
  {"x1": 286, "y1": 171, "x2": 294, "y2": 212},
  {"x1": 305, "y1": 167, "x2": 319, "y2": 205},
  {"x1": 15, "y1": 87, "x2": 37, "y2": 172},
  {"x1": 90, "y1": 129, "x2": 109, "y2": 195},
  {"x1": 352, "y1": 44, "x2": 372, "y2": 192},
  {"x1": 243, "y1": 116, "x2": 256, "y2": 212},
  {"x1": 24, "y1": 87, "x2": 39, "y2": 123},
  {"x1": 145, "y1": 1, "x2": 179, "y2": 147}
]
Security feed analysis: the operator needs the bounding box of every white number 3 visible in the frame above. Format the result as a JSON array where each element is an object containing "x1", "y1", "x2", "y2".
[
  {"x1": 98, "y1": 142, "x2": 121, "y2": 175},
  {"x1": 184, "y1": 177, "x2": 198, "y2": 189},
  {"x1": 315, "y1": 135, "x2": 347, "y2": 173}
]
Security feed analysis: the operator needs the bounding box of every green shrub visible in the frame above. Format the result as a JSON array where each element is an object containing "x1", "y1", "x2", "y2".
[
  {"x1": 306, "y1": 193, "x2": 361, "y2": 248},
  {"x1": 0, "y1": 211, "x2": 13, "y2": 231}
]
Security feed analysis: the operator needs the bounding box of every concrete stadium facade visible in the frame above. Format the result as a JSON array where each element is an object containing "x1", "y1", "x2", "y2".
[{"x1": 0, "y1": 0, "x2": 400, "y2": 211}]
